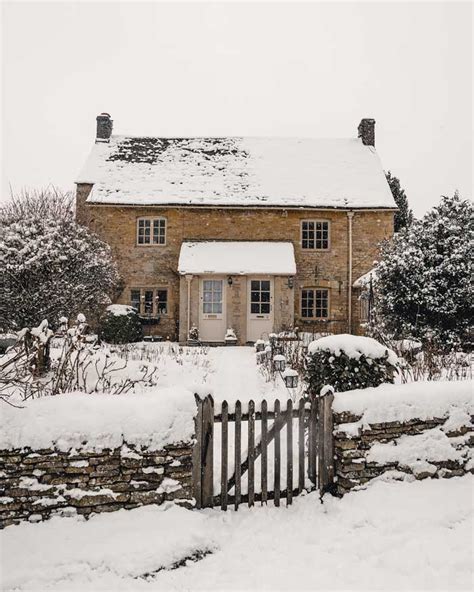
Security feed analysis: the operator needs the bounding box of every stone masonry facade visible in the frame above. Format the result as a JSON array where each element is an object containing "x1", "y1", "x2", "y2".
[
  {"x1": 333, "y1": 410, "x2": 474, "y2": 496},
  {"x1": 76, "y1": 184, "x2": 394, "y2": 343},
  {"x1": 0, "y1": 442, "x2": 193, "y2": 528}
]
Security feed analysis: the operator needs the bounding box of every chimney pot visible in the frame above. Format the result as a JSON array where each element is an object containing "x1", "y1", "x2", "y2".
[
  {"x1": 358, "y1": 118, "x2": 375, "y2": 147},
  {"x1": 96, "y1": 113, "x2": 113, "y2": 142}
]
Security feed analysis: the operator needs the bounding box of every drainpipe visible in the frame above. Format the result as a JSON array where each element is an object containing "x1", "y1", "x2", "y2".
[
  {"x1": 186, "y1": 274, "x2": 193, "y2": 338},
  {"x1": 347, "y1": 211, "x2": 354, "y2": 333}
]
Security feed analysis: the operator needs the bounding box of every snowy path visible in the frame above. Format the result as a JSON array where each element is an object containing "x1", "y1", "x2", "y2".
[
  {"x1": 138, "y1": 344, "x2": 290, "y2": 404},
  {"x1": 2, "y1": 476, "x2": 472, "y2": 591}
]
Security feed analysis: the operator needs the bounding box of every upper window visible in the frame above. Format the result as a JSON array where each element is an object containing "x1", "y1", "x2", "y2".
[
  {"x1": 301, "y1": 220, "x2": 329, "y2": 250},
  {"x1": 137, "y1": 218, "x2": 166, "y2": 245},
  {"x1": 301, "y1": 289, "x2": 329, "y2": 319}
]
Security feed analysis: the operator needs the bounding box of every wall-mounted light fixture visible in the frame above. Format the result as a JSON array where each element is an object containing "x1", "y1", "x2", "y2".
[
  {"x1": 227, "y1": 276, "x2": 233, "y2": 287},
  {"x1": 287, "y1": 276, "x2": 294, "y2": 289}
]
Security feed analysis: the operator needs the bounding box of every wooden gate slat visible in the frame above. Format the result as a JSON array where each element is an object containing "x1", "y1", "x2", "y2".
[
  {"x1": 261, "y1": 399, "x2": 268, "y2": 505},
  {"x1": 298, "y1": 398, "x2": 305, "y2": 493},
  {"x1": 192, "y1": 395, "x2": 203, "y2": 509},
  {"x1": 234, "y1": 400, "x2": 242, "y2": 510},
  {"x1": 248, "y1": 400, "x2": 255, "y2": 507},
  {"x1": 274, "y1": 399, "x2": 281, "y2": 507},
  {"x1": 220, "y1": 400, "x2": 228, "y2": 511},
  {"x1": 309, "y1": 394, "x2": 317, "y2": 485},
  {"x1": 201, "y1": 395, "x2": 214, "y2": 508},
  {"x1": 286, "y1": 399, "x2": 293, "y2": 506}
]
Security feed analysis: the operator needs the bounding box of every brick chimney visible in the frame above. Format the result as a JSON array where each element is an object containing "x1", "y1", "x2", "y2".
[
  {"x1": 96, "y1": 113, "x2": 113, "y2": 142},
  {"x1": 357, "y1": 118, "x2": 375, "y2": 147}
]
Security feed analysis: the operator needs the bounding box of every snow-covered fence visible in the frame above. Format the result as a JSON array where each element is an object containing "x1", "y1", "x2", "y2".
[{"x1": 332, "y1": 381, "x2": 474, "y2": 496}]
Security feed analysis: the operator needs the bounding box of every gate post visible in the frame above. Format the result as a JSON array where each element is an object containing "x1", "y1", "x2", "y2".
[
  {"x1": 317, "y1": 391, "x2": 335, "y2": 494},
  {"x1": 192, "y1": 394, "x2": 214, "y2": 509}
]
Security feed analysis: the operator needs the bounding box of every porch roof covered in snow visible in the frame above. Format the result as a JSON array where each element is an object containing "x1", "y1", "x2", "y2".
[{"x1": 177, "y1": 241, "x2": 296, "y2": 275}]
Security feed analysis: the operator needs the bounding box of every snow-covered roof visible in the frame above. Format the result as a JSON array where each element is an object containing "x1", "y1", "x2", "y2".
[
  {"x1": 76, "y1": 136, "x2": 396, "y2": 209},
  {"x1": 353, "y1": 269, "x2": 378, "y2": 288},
  {"x1": 177, "y1": 241, "x2": 296, "y2": 275}
]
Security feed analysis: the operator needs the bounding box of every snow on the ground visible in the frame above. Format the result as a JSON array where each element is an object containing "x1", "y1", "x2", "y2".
[
  {"x1": 123, "y1": 343, "x2": 290, "y2": 405},
  {"x1": 333, "y1": 379, "x2": 474, "y2": 424},
  {"x1": 0, "y1": 344, "x2": 288, "y2": 452},
  {"x1": 308, "y1": 333, "x2": 399, "y2": 364},
  {"x1": 2, "y1": 476, "x2": 472, "y2": 591}
]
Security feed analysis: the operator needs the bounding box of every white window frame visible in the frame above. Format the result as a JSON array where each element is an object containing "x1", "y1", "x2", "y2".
[
  {"x1": 136, "y1": 217, "x2": 167, "y2": 246},
  {"x1": 301, "y1": 219, "x2": 330, "y2": 251}
]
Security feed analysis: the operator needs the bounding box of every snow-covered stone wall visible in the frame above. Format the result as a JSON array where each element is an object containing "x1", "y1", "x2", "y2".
[
  {"x1": 0, "y1": 442, "x2": 193, "y2": 528},
  {"x1": 333, "y1": 381, "x2": 473, "y2": 495}
]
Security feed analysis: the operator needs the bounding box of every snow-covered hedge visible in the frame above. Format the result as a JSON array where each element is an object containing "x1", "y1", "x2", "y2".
[
  {"x1": 305, "y1": 334, "x2": 398, "y2": 394},
  {"x1": 98, "y1": 305, "x2": 143, "y2": 344}
]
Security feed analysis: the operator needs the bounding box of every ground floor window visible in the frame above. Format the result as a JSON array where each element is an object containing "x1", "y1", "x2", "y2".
[
  {"x1": 130, "y1": 288, "x2": 169, "y2": 316},
  {"x1": 301, "y1": 288, "x2": 329, "y2": 318}
]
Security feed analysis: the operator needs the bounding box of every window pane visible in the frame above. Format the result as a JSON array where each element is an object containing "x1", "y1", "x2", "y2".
[
  {"x1": 213, "y1": 303, "x2": 222, "y2": 314},
  {"x1": 157, "y1": 290, "x2": 168, "y2": 314},
  {"x1": 251, "y1": 303, "x2": 259, "y2": 314},
  {"x1": 261, "y1": 290, "x2": 270, "y2": 302},
  {"x1": 261, "y1": 281, "x2": 270, "y2": 291},
  {"x1": 203, "y1": 303, "x2": 212, "y2": 313},
  {"x1": 203, "y1": 280, "x2": 213, "y2": 291},
  {"x1": 251, "y1": 291, "x2": 260, "y2": 302},
  {"x1": 131, "y1": 290, "x2": 141, "y2": 313},
  {"x1": 251, "y1": 280, "x2": 260, "y2": 291},
  {"x1": 261, "y1": 303, "x2": 270, "y2": 314},
  {"x1": 144, "y1": 290, "x2": 153, "y2": 314}
]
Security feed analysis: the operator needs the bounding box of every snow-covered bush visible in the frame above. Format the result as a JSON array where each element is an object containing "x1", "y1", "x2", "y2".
[
  {"x1": 371, "y1": 193, "x2": 473, "y2": 350},
  {"x1": 98, "y1": 305, "x2": 143, "y2": 344},
  {"x1": 0, "y1": 188, "x2": 120, "y2": 331},
  {"x1": 305, "y1": 334, "x2": 399, "y2": 394}
]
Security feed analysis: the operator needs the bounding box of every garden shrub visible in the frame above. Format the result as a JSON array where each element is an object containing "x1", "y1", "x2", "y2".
[
  {"x1": 98, "y1": 305, "x2": 142, "y2": 344},
  {"x1": 305, "y1": 334, "x2": 398, "y2": 395}
]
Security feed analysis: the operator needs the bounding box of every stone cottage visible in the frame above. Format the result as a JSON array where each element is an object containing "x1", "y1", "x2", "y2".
[{"x1": 75, "y1": 114, "x2": 396, "y2": 344}]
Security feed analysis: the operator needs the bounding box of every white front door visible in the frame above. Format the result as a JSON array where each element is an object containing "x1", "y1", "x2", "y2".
[
  {"x1": 247, "y1": 278, "x2": 274, "y2": 342},
  {"x1": 199, "y1": 278, "x2": 226, "y2": 342}
]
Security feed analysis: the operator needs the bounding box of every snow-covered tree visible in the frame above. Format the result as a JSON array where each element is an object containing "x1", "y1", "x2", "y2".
[
  {"x1": 0, "y1": 188, "x2": 121, "y2": 331},
  {"x1": 385, "y1": 171, "x2": 413, "y2": 232},
  {"x1": 372, "y1": 193, "x2": 473, "y2": 349}
]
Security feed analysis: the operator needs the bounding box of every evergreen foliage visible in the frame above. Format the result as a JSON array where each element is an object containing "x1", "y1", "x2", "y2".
[
  {"x1": 305, "y1": 346, "x2": 397, "y2": 394},
  {"x1": 0, "y1": 189, "x2": 120, "y2": 330},
  {"x1": 372, "y1": 193, "x2": 473, "y2": 350},
  {"x1": 98, "y1": 307, "x2": 143, "y2": 344},
  {"x1": 385, "y1": 171, "x2": 414, "y2": 231}
]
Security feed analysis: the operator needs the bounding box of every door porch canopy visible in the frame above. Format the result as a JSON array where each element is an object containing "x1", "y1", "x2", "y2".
[{"x1": 177, "y1": 241, "x2": 296, "y2": 276}]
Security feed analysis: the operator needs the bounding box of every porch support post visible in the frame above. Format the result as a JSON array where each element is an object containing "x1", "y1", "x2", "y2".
[{"x1": 185, "y1": 274, "x2": 193, "y2": 339}]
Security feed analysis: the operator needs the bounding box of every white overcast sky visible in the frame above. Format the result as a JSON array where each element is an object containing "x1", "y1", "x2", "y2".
[{"x1": 1, "y1": 0, "x2": 472, "y2": 216}]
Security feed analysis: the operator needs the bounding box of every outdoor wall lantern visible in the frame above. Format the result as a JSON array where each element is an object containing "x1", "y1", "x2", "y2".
[
  {"x1": 287, "y1": 276, "x2": 294, "y2": 289},
  {"x1": 282, "y1": 368, "x2": 299, "y2": 389},
  {"x1": 273, "y1": 354, "x2": 286, "y2": 372},
  {"x1": 227, "y1": 276, "x2": 233, "y2": 287}
]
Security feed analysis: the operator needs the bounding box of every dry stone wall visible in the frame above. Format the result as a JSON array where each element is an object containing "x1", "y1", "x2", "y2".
[
  {"x1": 333, "y1": 411, "x2": 474, "y2": 496},
  {"x1": 0, "y1": 442, "x2": 193, "y2": 528}
]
